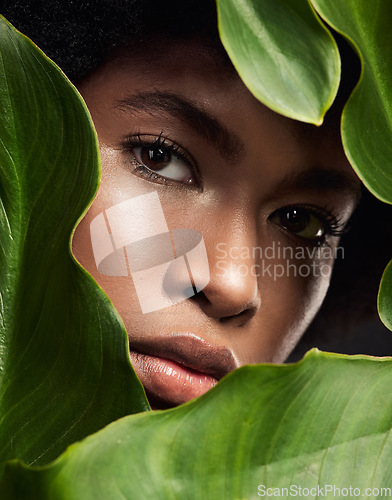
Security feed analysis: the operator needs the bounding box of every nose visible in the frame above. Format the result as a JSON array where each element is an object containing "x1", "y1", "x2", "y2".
[{"x1": 190, "y1": 232, "x2": 262, "y2": 325}]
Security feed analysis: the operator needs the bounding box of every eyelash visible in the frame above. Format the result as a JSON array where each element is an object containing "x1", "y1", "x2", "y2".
[
  {"x1": 304, "y1": 205, "x2": 345, "y2": 236},
  {"x1": 271, "y1": 204, "x2": 347, "y2": 245},
  {"x1": 124, "y1": 132, "x2": 199, "y2": 187}
]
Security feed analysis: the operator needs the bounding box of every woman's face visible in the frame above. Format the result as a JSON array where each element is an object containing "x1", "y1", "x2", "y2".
[{"x1": 72, "y1": 37, "x2": 360, "y2": 409}]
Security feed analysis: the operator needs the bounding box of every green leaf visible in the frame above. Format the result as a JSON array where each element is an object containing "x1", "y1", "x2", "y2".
[
  {"x1": 311, "y1": 0, "x2": 392, "y2": 203},
  {"x1": 2, "y1": 350, "x2": 392, "y2": 498},
  {"x1": 216, "y1": 0, "x2": 340, "y2": 125},
  {"x1": 0, "y1": 16, "x2": 149, "y2": 469},
  {"x1": 378, "y1": 261, "x2": 392, "y2": 331}
]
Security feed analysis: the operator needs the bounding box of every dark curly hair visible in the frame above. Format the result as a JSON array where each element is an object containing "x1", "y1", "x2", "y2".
[
  {"x1": 3, "y1": 0, "x2": 392, "y2": 353},
  {"x1": 1, "y1": 0, "x2": 228, "y2": 82}
]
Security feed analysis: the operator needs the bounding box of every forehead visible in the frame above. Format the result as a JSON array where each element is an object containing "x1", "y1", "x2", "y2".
[
  {"x1": 80, "y1": 35, "x2": 342, "y2": 136},
  {"x1": 79, "y1": 37, "x2": 242, "y2": 108}
]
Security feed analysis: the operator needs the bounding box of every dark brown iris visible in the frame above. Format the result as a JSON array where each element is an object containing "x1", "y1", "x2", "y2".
[
  {"x1": 141, "y1": 146, "x2": 171, "y2": 171},
  {"x1": 280, "y1": 208, "x2": 310, "y2": 233}
]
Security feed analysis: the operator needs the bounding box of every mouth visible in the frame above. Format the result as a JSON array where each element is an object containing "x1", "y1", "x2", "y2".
[{"x1": 128, "y1": 334, "x2": 239, "y2": 410}]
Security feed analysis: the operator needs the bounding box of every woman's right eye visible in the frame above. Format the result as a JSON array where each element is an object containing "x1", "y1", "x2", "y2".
[{"x1": 127, "y1": 134, "x2": 199, "y2": 186}]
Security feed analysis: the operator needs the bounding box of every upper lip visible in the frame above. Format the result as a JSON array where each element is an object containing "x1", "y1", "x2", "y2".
[{"x1": 129, "y1": 333, "x2": 240, "y2": 380}]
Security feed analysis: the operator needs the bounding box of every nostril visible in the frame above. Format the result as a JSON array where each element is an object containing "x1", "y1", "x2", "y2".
[
  {"x1": 219, "y1": 298, "x2": 261, "y2": 325},
  {"x1": 219, "y1": 308, "x2": 249, "y2": 325},
  {"x1": 190, "y1": 289, "x2": 261, "y2": 325}
]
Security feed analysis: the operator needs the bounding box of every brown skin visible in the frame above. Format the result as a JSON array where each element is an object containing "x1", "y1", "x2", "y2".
[{"x1": 72, "y1": 38, "x2": 360, "y2": 409}]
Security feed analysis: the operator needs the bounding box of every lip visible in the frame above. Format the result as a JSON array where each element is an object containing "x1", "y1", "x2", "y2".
[{"x1": 128, "y1": 333, "x2": 239, "y2": 409}]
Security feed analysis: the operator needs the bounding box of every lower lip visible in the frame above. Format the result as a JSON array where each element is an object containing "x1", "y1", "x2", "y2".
[{"x1": 129, "y1": 350, "x2": 218, "y2": 409}]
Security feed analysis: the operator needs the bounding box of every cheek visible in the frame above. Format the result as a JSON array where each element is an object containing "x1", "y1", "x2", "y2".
[
  {"x1": 230, "y1": 255, "x2": 334, "y2": 365},
  {"x1": 71, "y1": 147, "x2": 162, "y2": 317},
  {"x1": 273, "y1": 256, "x2": 334, "y2": 362},
  {"x1": 72, "y1": 211, "x2": 145, "y2": 323},
  {"x1": 71, "y1": 148, "x2": 199, "y2": 325}
]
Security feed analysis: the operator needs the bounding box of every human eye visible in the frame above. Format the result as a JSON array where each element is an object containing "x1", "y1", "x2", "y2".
[
  {"x1": 125, "y1": 132, "x2": 200, "y2": 186},
  {"x1": 269, "y1": 205, "x2": 346, "y2": 244}
]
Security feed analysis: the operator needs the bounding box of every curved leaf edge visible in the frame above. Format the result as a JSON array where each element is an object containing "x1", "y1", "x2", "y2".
[
  {"x1": 1, "y1": 347, "x2": 391, "y2": 480},
  {"x1": 216, "y1": 0, "x2": 341, "y2": 125},
  {"x1": 3, "y1": 15, "x2": 151, "y2": 401},
  {"x1": 309, "y1": 3, "x2": 392, "y2": 205},
  {"x1": 0, "y1": 15, "x2": 151, "y2": 411},
  {"x1": 306, "y1": 0, "x2": 341, "y2": 124},
  {"x1": 310, "y1": 3, "x2": 392, "y2": 330},
  {"x1": 378, "y1": 259, "x2": 392, "y2": 331}
]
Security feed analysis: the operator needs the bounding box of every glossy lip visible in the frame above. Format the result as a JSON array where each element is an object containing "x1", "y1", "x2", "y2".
[{"x1": 128, "y1": 333, "x2": 240, "y2": 409}]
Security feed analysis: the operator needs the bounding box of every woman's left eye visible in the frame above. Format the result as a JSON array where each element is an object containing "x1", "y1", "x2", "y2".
[
  {"x1": 127, "y1": 134, "x2": 198, "y2": 185},
  {"x1": 269, "y1": 205, "x2": 344, "y2": 243}
]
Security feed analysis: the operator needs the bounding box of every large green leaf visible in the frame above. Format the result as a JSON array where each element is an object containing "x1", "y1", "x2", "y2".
[
  {"x1": 311, "y1": 0, "x2": 392, "y2": 203},
  {"x1": 2, "y1": 350, "x2": 392, "y2": 498},
  {"x1": 310, "y1": 0, "x2": 392, "y2": 332},
  {"x1": 216, "y1": 0, "x2": 340, "y2": 125},
  {"x1": 0, "y1": 16, "x2": 149, "y2": 469}
]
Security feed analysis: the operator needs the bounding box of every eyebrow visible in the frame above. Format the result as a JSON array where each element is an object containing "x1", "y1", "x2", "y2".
[
  {"x1": 275, "y1": 167, "x2": 362, "y2": 203},
  {"x1": 117, "y1": 91, "x2": 361, "y2": 203},
  {"x1": 117, "y1": 90, "x2": 245, "y2": 163}
]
